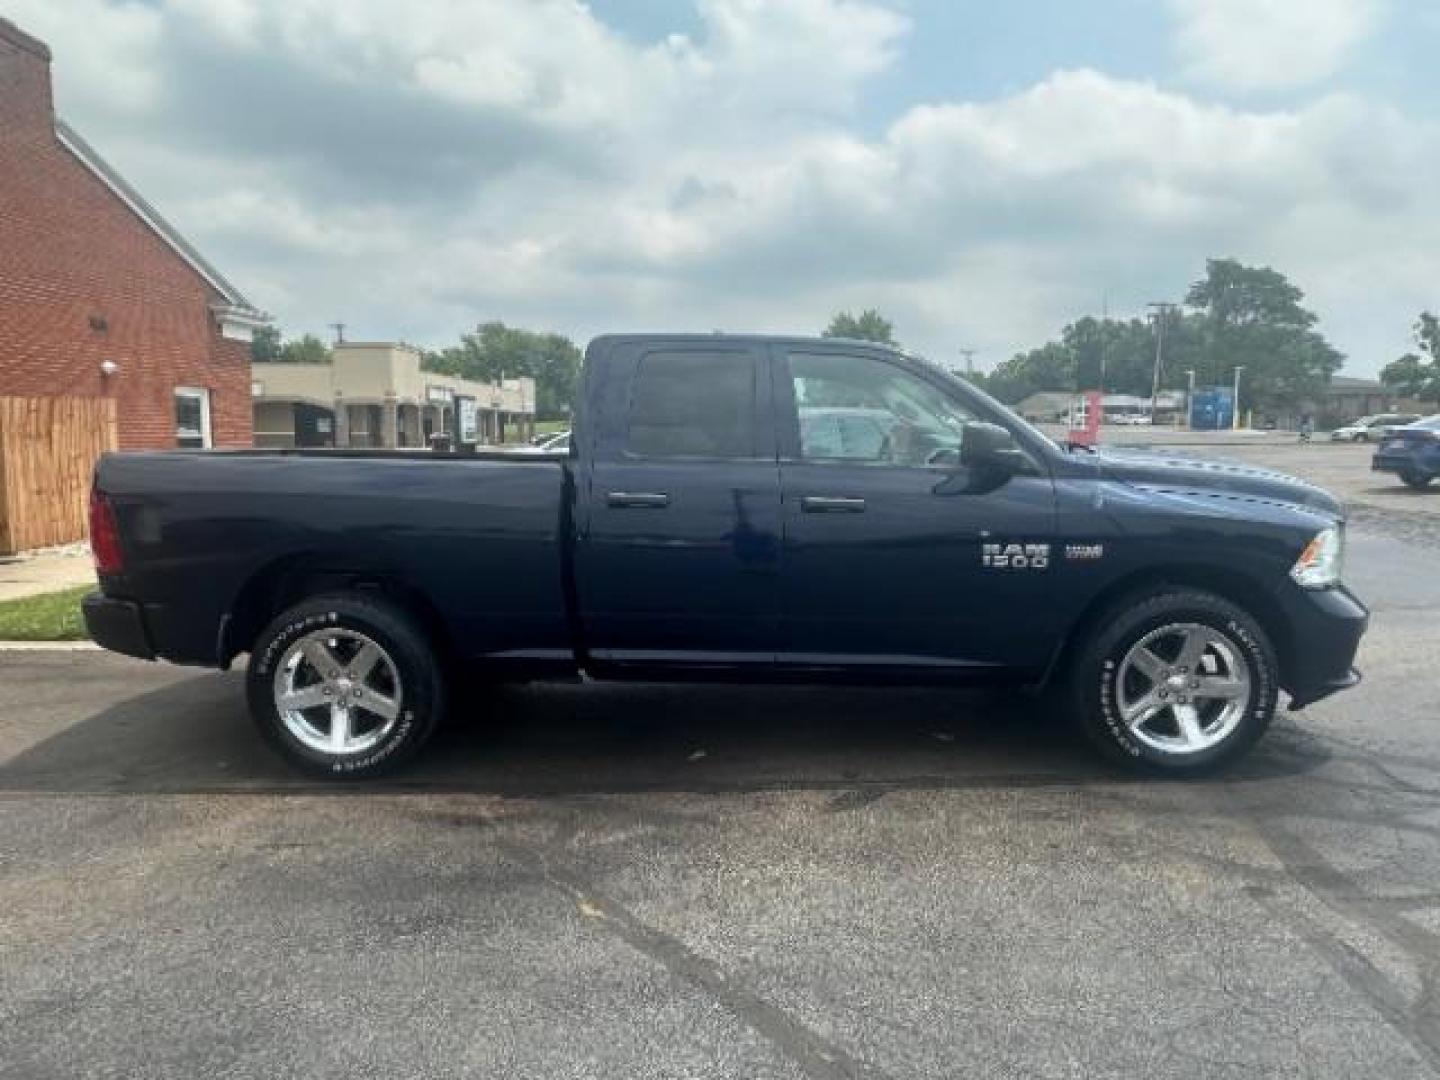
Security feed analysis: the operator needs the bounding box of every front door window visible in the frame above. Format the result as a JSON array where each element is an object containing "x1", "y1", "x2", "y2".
[{"x1": 789, "y1": 352, "x2": 973, "y2": 468}]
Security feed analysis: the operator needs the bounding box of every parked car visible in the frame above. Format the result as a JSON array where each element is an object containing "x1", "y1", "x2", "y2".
[
  {"x1": 1330, "y1": 413, "x2": 1423, "y2": 442},
  {"x1": 84, "y1": 334, "x2": 1367, "y2": 779},
  {"x1": 512, "y1": 429, "x2": 571, "y2": 454},
  {"x1": 1371, "y1": 415, "x2": 1440, "y2": 489}
]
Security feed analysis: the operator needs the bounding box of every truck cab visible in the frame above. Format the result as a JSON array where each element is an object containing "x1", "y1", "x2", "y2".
[{"x1": 575, "y1": 335, "x2": 1062, "y2": 677}]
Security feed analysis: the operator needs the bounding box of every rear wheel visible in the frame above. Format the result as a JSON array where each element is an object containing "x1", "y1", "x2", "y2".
[
  {"x1": 1072, "y1": 590, "x2": 1279, "y2": 773},
  {"x1": 246, "y1": 594, "x2": 445, "y2": 778},
  {"x1": 1401, "y1": 470, "x2": 1434, "y2": 490}
]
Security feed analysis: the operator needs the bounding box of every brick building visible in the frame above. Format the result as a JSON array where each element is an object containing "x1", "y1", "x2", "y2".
[{"x1": 0, "y1": 17, "x2": 266, "y2": 450}]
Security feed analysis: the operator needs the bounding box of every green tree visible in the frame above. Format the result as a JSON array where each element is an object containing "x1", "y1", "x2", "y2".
[
  {"x1": 977, "y1": 314, "x2": 1197, "y2": 404},
  {"x1": 1183, "y1": 258, "x2": 1341, "y2": 407},
  {"x1": 249, "y1": 325, "x2": 282, "y2": 362},
  {"x1": 278, "y1": 334, "x2": 332, "y2": 365},
  {"x1": 1380, "y1": 312, "x2": 1440, "y2": 406},
  {"x1": 975, "y1": 341, "x2": 1075, "y2": 404},
  {"x1": 423, "y1": 322, "x2": 583, "y2": 420},
  {"x1": 823, "y1": 309, "x2": 896, "y2": 344},
  {"x1": 977, "y1": 259, "x2": 1342, "y2": 410},
  {"x1": 251, "y1": 328, "x2": 331, "y2": 364},
  {"x1": 1058, "y1": 315, "x2": 1201, "y2": 397}
]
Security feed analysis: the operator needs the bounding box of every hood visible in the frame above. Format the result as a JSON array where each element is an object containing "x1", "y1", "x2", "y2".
[{"x1": 1091, "y1": 447, "x2": 1343, "y2": 518}]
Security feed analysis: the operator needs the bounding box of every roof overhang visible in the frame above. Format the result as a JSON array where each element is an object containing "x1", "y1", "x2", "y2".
[
  {"x1": 211, "y1": 302, "x2": 270, "y2": 343},
  {"x1": 54, "y1": 120, "x2": 270, "y2": 328}
]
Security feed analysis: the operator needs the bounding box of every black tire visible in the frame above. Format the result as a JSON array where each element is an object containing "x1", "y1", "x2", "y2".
[
  {"x1": 1401, "y1": 471, "x2": 1434, "y2": 490},
  {"x1": 1071, "y1": 590, "x2": 1279, "y2": 774},
  {"x1": 246, "y1": 593, "x2": 446, "y2": 779}
]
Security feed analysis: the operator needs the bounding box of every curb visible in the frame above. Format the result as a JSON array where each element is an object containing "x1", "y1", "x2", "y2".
[{"x1": 0, "y1": 640, "x2": 100, "y2": 651}]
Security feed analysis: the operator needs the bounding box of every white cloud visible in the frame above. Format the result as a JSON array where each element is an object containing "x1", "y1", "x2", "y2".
[
  {"x1": 1171, "y1": 0, "x2": 1382, "y2": 91},
  {"x1": 3, "y1": 0, "x2": 163, "y2": 113},
  {"x1": 8, "y1": 0, "x2": 1436, "y2": 373}
]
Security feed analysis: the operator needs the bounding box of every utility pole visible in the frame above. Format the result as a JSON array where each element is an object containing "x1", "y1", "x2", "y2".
[
  {"x1": 1232, "y1": 365, "x2": 1245, "y2": 431},
  {"x1": 958, "y1": 348, "x2": 976, "y2": 377},
  {"x1": 1147, "y1": 302, "x2": 1178, "y2": 423},
  {"x1": 1185, "y1": 369, "x2": 1196, "y2": 429},
  {"x1": 1099, "y1": 293, "x2": 1109, "y2": 394},
  {"x1": 329, "y1": 322, "x2": 346, "y2": 345}
]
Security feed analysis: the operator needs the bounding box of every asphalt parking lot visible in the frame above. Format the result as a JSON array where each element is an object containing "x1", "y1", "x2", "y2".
[{"x1": 3, "y1": 439, "x2": 1439, "y2": 1079}]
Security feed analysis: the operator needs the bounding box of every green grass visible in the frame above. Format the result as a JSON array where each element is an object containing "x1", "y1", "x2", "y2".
[
  {"x1": 0, "y1": 585, "x2": 92, "y2": 641},
  {"x1": 532, "y1": 419, "x2": 570, "y2": 436}
]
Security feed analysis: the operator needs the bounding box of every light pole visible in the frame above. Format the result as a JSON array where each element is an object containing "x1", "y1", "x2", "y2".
[
  {"x1": 1185, "y1": 369, "x2": 1196, "y2": 430},
  {"x1": 1232, "y1": 366, "x2": 1245, "y2": 431}
]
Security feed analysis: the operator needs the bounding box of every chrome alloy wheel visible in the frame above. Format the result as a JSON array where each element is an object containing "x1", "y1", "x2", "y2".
[
  {"x1": 272, "y1": 628, "x2": 402, "y2": 755},
  {"x1": 1115, "y1": 622, "x2": 1252, "y2": 755}
]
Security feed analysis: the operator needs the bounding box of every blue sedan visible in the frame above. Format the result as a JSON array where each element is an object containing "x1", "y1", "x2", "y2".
[{"x1": 1372, "y1": 415, "x2": 1440, "y2": 489}]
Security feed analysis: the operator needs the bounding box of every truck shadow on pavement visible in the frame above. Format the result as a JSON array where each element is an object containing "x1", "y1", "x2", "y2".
[{"x1": 0, "y1": 671, "x2": 1331, "y2": 796}]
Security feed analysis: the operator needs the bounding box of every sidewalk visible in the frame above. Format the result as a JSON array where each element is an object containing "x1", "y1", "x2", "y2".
[{"x1": 0, "y1": 543, "x2": 95, "y2": 602}]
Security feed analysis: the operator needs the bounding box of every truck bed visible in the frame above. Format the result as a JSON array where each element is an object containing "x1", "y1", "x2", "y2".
[{"x1": 95, "y1": 450, "x2": 575, "y2": 672}]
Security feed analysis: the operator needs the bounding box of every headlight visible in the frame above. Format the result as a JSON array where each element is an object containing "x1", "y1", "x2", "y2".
[{"x1": 1290, "y1": 525, "x2": 1343, "y2": 589}]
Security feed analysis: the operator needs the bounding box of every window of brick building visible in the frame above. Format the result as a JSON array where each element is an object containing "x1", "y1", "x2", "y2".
[{"x1": 175, "y1": 387, "x2": 212, "y2": 449}]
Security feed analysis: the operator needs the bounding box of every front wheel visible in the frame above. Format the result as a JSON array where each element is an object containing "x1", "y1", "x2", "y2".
[
  {"x1": 1401, "y1": 470, "x2": 1434, "y2": 490},
  {"x1": 246, "y1": 593, "x2": 446, "y2": 778},
  {"x1": 1071, "y1": 590, "x2": 1279, "y2": 774}
]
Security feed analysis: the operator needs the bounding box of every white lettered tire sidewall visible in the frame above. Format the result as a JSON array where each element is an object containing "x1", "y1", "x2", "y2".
[
  {"x1": 246, "y1": 594, "x2": 444, "y2": 779},
  {"x1": 1077, "y1": 591, "x2": 1279, "y2": 773}
]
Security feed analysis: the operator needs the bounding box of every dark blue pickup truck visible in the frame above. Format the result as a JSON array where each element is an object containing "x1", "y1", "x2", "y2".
[{"x1": 84, "y1": 334, "x2": 1367, "y2": 778}]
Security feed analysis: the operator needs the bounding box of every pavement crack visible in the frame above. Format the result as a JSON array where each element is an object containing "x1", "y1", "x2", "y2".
[
  {"x1": 485, "y1": 819, "x2": 894, "y2": 1080},
  {"x1": 1243, "y1": 812, "x2": 1440, "y2": 1075},
  {"x1": 825, "y1": 787, "x2": 891, "y2": 813}
]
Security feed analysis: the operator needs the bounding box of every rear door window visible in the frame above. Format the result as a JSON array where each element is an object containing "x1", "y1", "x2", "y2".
[{"x1": 626, "y1": 351, "x2": 756, "y2": 459}]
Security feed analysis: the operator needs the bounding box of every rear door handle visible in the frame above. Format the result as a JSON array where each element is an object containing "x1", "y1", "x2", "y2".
[
  {"x1": 801, "y1": 496, "x2": 866, "y2": 513},
  {"x1": 607, "y1": 491, "x2": 670, "y2": 509}
]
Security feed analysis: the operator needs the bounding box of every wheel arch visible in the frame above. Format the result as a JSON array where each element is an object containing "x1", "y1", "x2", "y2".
[
  {"x1": 221, "y1": 552, "x2": 453, "y2": 667},
  {"x1": 1040, "y1": 563, "x2": 1293, "y2": 692}
]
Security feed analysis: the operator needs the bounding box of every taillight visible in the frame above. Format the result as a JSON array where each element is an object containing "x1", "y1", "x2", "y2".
[{"x1": 88, "y1": 487, "x2": 124, "y2": 575}]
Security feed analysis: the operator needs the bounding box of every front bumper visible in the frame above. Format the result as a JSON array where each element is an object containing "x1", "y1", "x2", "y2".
[
  {"x1": 82, "y1": 592, "x2": 155, "y2": 661},
  {"x1": 1280, "y1": 585, "x2": 1368, "y2": 710}
]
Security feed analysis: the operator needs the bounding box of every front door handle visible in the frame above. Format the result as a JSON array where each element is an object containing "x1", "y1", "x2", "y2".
[
  {"x1": 607, "y1": 491, "x2": 670, "y2": 509},
  {"x1": 801, "y1": 496, "x2": 866, "y2": 513}
]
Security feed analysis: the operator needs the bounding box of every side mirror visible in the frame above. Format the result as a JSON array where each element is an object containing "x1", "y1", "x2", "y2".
[{"x1": 960, "y1": 421, "x2": 1028, "y2": 473}]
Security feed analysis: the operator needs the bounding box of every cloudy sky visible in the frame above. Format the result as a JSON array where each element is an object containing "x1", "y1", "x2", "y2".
[{"x1": 8, "y1": 0, "x2": 1438, "y2": 374}]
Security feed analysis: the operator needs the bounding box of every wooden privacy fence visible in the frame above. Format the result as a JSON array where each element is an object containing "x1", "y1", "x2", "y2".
[{"x1": 0, "y1": 397, "x2": 118, "y2": 555}]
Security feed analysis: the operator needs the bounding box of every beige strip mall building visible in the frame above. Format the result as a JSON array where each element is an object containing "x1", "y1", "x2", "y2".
[{"x1": 251, "y1": 342, "x2": 536, "y2": 449}]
